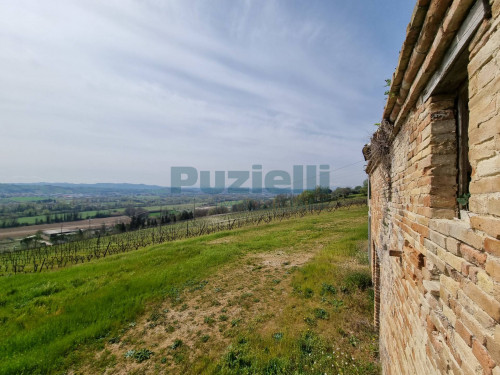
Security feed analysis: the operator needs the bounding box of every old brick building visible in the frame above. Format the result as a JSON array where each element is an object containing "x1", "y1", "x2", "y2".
[{"x1": 363, "y1": 0, "x2": 500, "y2": 374}]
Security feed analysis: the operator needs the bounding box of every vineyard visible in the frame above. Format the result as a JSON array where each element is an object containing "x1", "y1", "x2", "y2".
[{"x1": 0, "y1": 198, "x2": 366, "y2": 275}]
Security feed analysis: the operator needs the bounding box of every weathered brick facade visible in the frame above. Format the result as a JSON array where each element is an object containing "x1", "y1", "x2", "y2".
[{"x1": 364, "y1": 1, "x2": 500, "y2": 374}]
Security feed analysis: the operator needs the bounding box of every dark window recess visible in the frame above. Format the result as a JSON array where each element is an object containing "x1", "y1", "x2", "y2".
[
  {"x1": 456, "y1": 83, "x2": 472, "y2": 214},
  {"x1": 434, "y1": 47, "x2": 470, "y2": 217}
]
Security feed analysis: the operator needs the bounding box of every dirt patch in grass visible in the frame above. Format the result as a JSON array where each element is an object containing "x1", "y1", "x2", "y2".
[
  {"x1": 206, "y1": 237, "x2": 233, "y2": 245},
  {"x1": 79, "y1": 249, "x2": 317, "y2": 374},
  {"x1": 73, "y1": 209, "x2": 378, "y2": 375}
]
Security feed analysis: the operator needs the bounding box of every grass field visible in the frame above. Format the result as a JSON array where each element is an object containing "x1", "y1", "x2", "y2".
[
  {"x1": 1, "y1": 197, "x2": 47, "y2": 203},
  {"x1": 0, "y1": 206, "x2": 378, "y2": 374},
  {"x1": 11, "y1": 200, "x2": 242, "y2": 226},
  {"x1": 15, "y1": 209, "x2": 127, "y2": 225}
]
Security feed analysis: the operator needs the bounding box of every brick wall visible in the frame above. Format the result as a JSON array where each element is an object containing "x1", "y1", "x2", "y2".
[{"x1": 368, "y1": 1, "x2": 500, "y2": 374}]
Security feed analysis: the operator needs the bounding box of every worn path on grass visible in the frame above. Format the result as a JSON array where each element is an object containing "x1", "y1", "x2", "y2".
[
  {"x1": 78, "y1": 208, "x2": 378, "y2": 374},
  {"x1": 82, "y1": 248, "x2": 317, "y2": 374}
]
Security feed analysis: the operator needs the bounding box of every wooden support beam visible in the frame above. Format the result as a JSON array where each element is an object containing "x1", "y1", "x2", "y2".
[{"x1": 422, "y1": 0, "x2": 486, "y2": 102}]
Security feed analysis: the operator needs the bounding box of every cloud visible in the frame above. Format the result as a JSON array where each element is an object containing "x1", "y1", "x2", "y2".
[{"x1": 0, "y1": 0, "x2": 413, "y2": 186}]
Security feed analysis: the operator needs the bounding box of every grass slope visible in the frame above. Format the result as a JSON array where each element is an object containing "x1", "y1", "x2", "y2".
[{"x1": 0, "y1": 206, "x2": 376, "y2": 374}]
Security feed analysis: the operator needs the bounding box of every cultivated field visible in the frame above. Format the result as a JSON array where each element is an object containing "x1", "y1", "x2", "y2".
[
  {"x1": 0, "y1": 216, "x2": 131, "y2": 240},
  {"x1": 0, "y1": 206, "x2": 378, "y2": 374}
]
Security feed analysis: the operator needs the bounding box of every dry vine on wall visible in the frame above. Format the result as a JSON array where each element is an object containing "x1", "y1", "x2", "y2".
[{"x1": 370, "y1": 119, "x2": 393, "y2": 200}]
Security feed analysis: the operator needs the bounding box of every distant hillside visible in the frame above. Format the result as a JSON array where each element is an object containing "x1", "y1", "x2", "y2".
[
  {"x1": 0, "y1": 183, "x2": 349, "y2": 197},
  {"x1": 0, "y1": 183, "x2": 169, "y2": 196}
]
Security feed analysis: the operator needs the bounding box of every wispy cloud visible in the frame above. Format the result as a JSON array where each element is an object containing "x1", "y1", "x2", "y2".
[{"x1": 0, "y1": 0, "x2": 413, "y2": 186}]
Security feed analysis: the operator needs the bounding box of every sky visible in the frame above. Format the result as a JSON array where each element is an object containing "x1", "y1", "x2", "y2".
[{"x1": 0, "y1": 0, "x2": 415, "y2": 188}]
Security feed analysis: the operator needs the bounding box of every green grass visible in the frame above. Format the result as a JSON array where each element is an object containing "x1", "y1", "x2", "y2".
[
  {"x1": 6, "y1": 197, "x2": 47, "y2": 203},
  {"x1": 0, "y1": 206, "x2": 373, "y2": 374},
  {"x1": 79, "y1": 209, "x2": 121, "y2": 219},
  {"x1": 15, "y1": 215, "x2": 45, "y2": 225},
  {"x1": 14, "y1": 209, "x2": 126, "y2": 225},
  {"x1": 190, "y1": 208, "x2": 378, "y2": 375}
]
